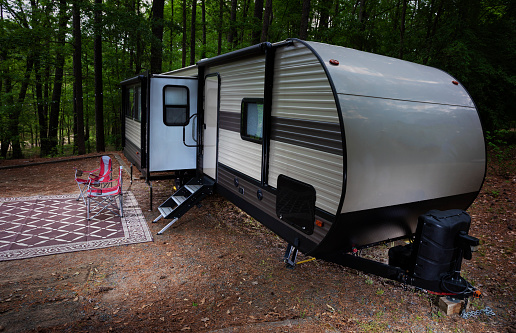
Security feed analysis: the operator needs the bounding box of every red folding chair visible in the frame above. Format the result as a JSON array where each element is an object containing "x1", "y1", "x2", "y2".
[
  {"x1": 74, "y1": 155, "x2": 112, "y2": 204},
  {"x1": 86, "y1": 166, "x2": 123, "y2": 220}
]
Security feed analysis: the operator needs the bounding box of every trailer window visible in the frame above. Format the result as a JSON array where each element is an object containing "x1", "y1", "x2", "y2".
[
  {"x1": 134, "y1": 86, "x2": 141, "y2": 121},
  {"x1": 163, "y1": 86, "x2": 189, "y2": 126},
  {"x1": 241, "y1": 98, "x2": 264, "y2": 143},
  {"x1": 125, "y1": 85, "x2": 141, "y2": 122}
]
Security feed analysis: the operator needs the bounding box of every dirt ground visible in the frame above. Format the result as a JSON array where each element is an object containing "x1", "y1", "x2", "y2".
[{"x1": 0, "y1": 152, "x2": 514, "y2": 332}]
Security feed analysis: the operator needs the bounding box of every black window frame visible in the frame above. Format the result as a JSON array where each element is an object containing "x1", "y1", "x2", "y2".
[
  {"x1": 163, "y1": 85, "x2": 190, "y2": 126},
  {"x1": 240, "y1": 98, "x2": 264, "y2": 144},
  {"x1": 124, "y1": 84, "x2": 142, "y2": 122}
]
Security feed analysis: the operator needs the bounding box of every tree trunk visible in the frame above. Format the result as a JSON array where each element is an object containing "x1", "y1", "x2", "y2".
[
  {"x1": 94, "y1": 0, "x2": 105, "y2": 152},
  {"x1": 217, "y1": 0, "x2": 223, "y2": 54},
  {"x1": 238, "y1": 0, "x2": 250, "y2": 45},
  {"x1": 48, "y1": 0, "x2": 67, "y2": 156},
  {"x1": 150, "y1": 0, "x2": 165, "y2": 73},
  {"x1": 251, "y1": 0, "x2": 263, "y2": 44},
  {"x1": 73, "y1": 0, "x2": 86, "y2": 155},
  {"x1": 299, "y1": 0, "x2": 311, "y2": 40},
  {"x1": 1, "y1": 73, "x2": 14, "y2": 158},
  {"x1": 9, "y1": 56, "x2": 34, "y2": 159},
  {"x1": 35, "y1": 57, "x2": 50, "y2": 156},
  {"x1": 135, "y1": 0, "x2": 142, "y2": 74},
  {"x1": 201, "y1": 0, "x2": 206, "y2": 58},
  {"x1": 190, "y1": 0, "x2": 196, "y2": 65},
  {"x1": 0, "y1": 40, "x2": 5, "y2": 158},
  {"x1": 228, "y1": 0, "x2": 238, "y2": 46},
  {"x1": 355, "y1": 0, "x2": 368, "y2": 50},
  {"x1": 182, "y1": 0, "x2": 187, "y2": 66},
  {"x1": 260, "y1": 0, "x2": 272, "y2": 42},
  {"x1": 399, "y1": 0, "x2": 407, "y2": 59},
  {"x1": 169, "y1": 0, "x2": 174, "y2": 68},
  {"x1": 317, "y1": 0, "x2": 330, "y2": 41}
]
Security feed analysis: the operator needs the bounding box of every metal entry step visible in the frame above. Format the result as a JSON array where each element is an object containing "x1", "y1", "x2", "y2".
[{"x1": 153, "y1": 176, "x2": 214, "y2": 234}]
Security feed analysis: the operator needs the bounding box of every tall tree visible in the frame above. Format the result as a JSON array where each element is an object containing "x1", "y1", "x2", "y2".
[
  {"x1": 398, "y1": 0, "x2": 407, "y2": 59},
  {"x1": 228, "y1": 0, "x2": 238, "y2": 46},
  {"x1": 35, "y1": 56, "x2": 48, "y2": 155},
  {"x1": 190, "y1": 0, "x2": 196, "y2": 65},
  {"x1": 217, "y1": 0, "x2": 223, "y2": 54},
  {"x1": 315, "y1": 0, "x2": 331, "y2": 42},
  {"x1": 94, "y1": 0, "x2": 105, "y2": 151},
  {"x1": 260, "y1": 0, "x2": 272, "y2": 42},
  {"x1": 201, "y1": 0, "x2": 206, "y2": 58},
  {"x1": 299, "y1": 0, "x2": 311, "y2": 40},
  {"x1": 48, "y1": 0, "x2": 68, "y2": 156},
  {"x1": 182, "y1": 0, "x2": 187, "y2": 66},
  {"x1": 72, "y1": 0, "x2": 86, "y2": 155},
  {"x1": 150, "y1": 0, "x2": 165, "y2": 73},
  {"x1": 238, "y1": 0, "x2": 250, "y2": 45},
  {"x1": 169, "y1": 0, "x2": 174, "y2": 68},
  {"x1": 251, "y1": 0, "x2": 263, "y2": 44}
]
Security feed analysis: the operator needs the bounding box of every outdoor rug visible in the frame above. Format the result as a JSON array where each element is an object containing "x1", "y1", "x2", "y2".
[{"x1": 0, "y1": 192, "x2": 152, "y2": 261}]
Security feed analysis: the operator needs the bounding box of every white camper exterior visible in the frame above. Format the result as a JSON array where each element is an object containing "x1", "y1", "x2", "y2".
[
  {"x1": 122, "y1": 39, "x2": 485, "y2": 258},
  {"x1": 121, "y1": 74, "x2": 198, "y2": 180}
]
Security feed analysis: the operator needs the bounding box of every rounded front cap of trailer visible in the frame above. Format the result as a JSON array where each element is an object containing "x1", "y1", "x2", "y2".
[
  {"x1": 307, "y1": 41, "x2": 474, "y2": 107},
  {"x1": 303, "y1": 41, "x2": 485, "y2": 217}
]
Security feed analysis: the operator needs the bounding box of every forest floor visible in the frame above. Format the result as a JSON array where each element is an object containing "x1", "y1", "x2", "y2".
[{"x1": 0, "y1": 150, "x2": 514, "y2": 332}]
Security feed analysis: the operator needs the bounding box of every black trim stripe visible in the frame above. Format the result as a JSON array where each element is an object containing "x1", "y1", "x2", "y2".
[
  {"x1": 219, "y1": 111, "x2": 240, "y2": 132},
  {"x1": 271, "y1": 117, "x2": 343, "y2": 156},
  {"x1": 219, "y1": 111, "x2": 343, "y2": 156}
]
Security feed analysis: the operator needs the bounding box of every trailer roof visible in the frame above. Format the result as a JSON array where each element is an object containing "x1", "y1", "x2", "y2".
[{"x1": 305, "y1": 41, "x2": 475, "y2": 108}]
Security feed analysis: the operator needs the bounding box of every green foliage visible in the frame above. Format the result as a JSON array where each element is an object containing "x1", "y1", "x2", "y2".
[
  {"x1": 0, "y1": 0, "x2": 514, "y2": 158},
  {"x1": 485, "y1": 130, "x2": 516, "y2": 177}
]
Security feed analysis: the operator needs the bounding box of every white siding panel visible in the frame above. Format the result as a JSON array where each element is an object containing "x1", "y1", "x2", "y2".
[
  {"x1": 125, "y1": 118, "x2": 141, "y2": 148},
  {"x1": 269, "y1": 141, "x2": 343, "y2": 214},
  {"x1": 206, "y1": 55, "x2": 266, "y2": 180},
  {"x1": 269, "y1": 42, "x2": 343, "y2": 215},
  {"x1": 273, "y1": 45, "x2": 338, "y2": 123},
  {"x1": 207, "y1": 56, "x2": 265, "y2": 114},
  {"x1": 219, "y1": 129, "x2": 262, "y2": 181}
]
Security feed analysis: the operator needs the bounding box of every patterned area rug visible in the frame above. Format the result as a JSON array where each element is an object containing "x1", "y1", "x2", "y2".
[{"x1": 0, "y1": 192, "x2": 152, "y2": 261}]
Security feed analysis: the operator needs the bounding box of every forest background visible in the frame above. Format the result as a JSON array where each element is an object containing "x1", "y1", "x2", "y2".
[{"x1": 0, "y1": 0, "x2": 515, "y2": 159}]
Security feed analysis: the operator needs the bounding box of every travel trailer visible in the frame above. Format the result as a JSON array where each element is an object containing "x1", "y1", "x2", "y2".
[{"x1": 120, "y1": 39, "x2": 485, "y2": 298}]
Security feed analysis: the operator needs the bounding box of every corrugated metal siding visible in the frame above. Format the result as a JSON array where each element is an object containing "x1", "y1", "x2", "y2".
[
  {"x1": 209, "y1": 56, "x2": 265, "y2": 112},
  {"x1": 205, "y1": 56, "x2": 266, "y2": 181},
  {"x1": 124, "y1": 140, "x2": 141, "y2": 170},
  {"x1": 268, "y1": 42, "x2": 343, "y2": 215},
  {"x1": 125, "y1": 117, "x2": 141, "y2": 148},
  {"x1": 272, "y1": 44, "x2": 338, "y2": 123},
  {"x1": 269, "y1": 141, "x2": 342, "y2": 214},
  {"x1": 218, "y1": 129, "x2": 261, "y2": 181}
]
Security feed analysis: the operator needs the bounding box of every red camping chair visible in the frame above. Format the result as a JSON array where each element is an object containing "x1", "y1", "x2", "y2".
[
  {"x1": 74, "y1": 155, "x2": 112, "y2": 204},
  {"x1": 86, "y1": 166, "x2": 123, "y2": 220}
]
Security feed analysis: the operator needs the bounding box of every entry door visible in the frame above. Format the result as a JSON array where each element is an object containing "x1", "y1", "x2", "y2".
[
  {"x1": 203, "y1": 74, "x2": 220, "y2": 180},
  {"x1": 148, "y1": 76, "x2": 198, "y2": 172}
]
